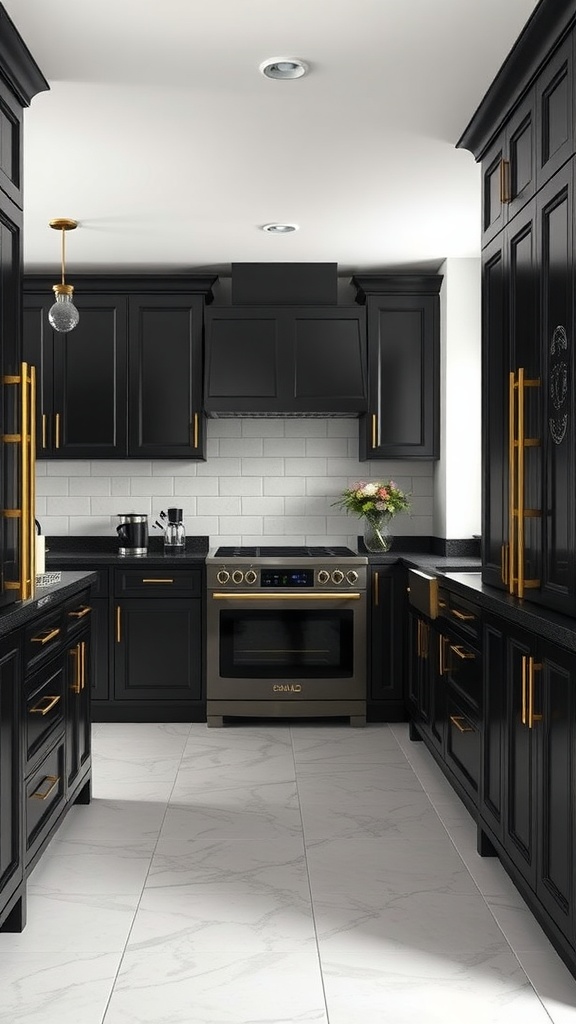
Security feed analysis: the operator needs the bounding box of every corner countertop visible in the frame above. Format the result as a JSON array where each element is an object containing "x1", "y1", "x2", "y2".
[
  {"x1": 0, "y1": 570, "x2": 97, "y2": 639},
  {"x1": 45, "y1": 535, "x2": 209, "y2": 567}
]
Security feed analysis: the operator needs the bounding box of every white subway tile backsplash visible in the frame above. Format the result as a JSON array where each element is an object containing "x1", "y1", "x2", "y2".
[{"x1": 37, "y1": 419, "x2": 436, "y2": 542}]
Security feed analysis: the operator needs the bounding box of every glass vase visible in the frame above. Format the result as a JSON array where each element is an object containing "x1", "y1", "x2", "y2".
[{"x1": 363, "y1": 512, "x2": 393, "y2": 553}]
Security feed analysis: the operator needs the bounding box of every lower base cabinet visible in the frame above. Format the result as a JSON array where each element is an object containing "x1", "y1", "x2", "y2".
[
  {"x1": 0, "y1": 583, "x2": 93, "y2": 933},
  {"x1": 368, "y1": 567, "x2": 404, "y2": 717}
]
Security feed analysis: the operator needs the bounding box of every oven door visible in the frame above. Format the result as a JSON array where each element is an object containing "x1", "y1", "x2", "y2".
[{"x1": 206, "y1": 591, "x2": 367, "y2": 700}]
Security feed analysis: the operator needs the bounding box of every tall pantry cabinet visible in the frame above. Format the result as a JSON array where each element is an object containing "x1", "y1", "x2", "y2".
[{"x1": 458, "y1": 0, "x2": 576, "y2": 617}]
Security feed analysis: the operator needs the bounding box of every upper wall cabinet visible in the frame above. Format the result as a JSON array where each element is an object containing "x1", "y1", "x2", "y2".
[
  {"x1": 353, "y1": 275, "x2": 442, "y2": 461},
  {"x1": 204, "y1": 306, "x2": 367, "y2": 417},
  {"x1": 23, "y1": 276, "x2": 215, "y2": 460}
]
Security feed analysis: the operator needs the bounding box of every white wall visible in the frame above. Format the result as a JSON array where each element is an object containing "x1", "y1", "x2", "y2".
[
  {"x1": 434, "y1": 257, "x2": 482, "y2": 539},
  {"x1": 35, "y1": 418, "x2": 434, "y2": 548}
]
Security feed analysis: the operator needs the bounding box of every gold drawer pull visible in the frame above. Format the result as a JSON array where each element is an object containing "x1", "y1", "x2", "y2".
[
  {"x1": 31, "y1": 774, "x2": 60, "y2": 801},
  {"x1": 450, "y1": 645, "x2": 476, "y2": 661},
  {"x1": 450, "y1": 715, "x2": 474, "y2": 734},
  {"x1": 31, "y1": 626, "x2": 61, "y2": 645},
  {"x1": 142, "y1": 578, "x2": 174, "y2": 584},
  {"x1": 30, "y1": 694, "x2": 61, "y2": 716},
  {"x1": 68, "y1": 605, "x2": 92, "y2": 619},
  {"x1": 451, "y1": 609, "x2": 475, "y2": 622}
]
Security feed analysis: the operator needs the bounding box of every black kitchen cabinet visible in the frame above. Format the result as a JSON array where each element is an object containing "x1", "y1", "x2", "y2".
[
  {"x1": 113, "y1": 567, "x2": 203, "y2": 708},
  {"x1": 459, "y1": 1, "x2": 576, "y2": 617},
  {"x1": 23, "y1": 276, "x2": 215, "y2": 459},
  {"x1": 0, "y1": 633, "x2": 23, "y2": 931},
  {"x1": 65, "y1": 605, "x2": 91, "y2": 797},
  {"x1": 353, "y1": 275, "x2": 441, "y2": 460},
  {"x1": 482, "y1": 614, "x2": 575, "y2": 944},
  {"x1": 407, "y1": 607, "x2": 432, "y2": 733},
  {"x1": 23, "y1": 292, "x2": 129, "y2": 458},
  {"x1": 203, "y1": 306, "x2": 367, "y2": 416},
  {"x1": 368, "y1": 566, "x2": 404, "y2": 716}
]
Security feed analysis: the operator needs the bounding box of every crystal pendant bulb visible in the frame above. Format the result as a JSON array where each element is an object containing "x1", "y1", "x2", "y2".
[{"x1": 48, "y1": 286, "x2": 79, "y2": 333}]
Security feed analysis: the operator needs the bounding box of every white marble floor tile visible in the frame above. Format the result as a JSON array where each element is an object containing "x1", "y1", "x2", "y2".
[
  {"x1": 291, "y1": 722, "x2": 404, "y2": 763},
  {"x1": 183, "y1": 722, "x2": 293, "y2": 758},
  {"x1": 176, "y1": 751, "x2": 296, "y2": 784},
  {"x1": 27, "y1": 838, "x2": 155, "y2": 896},
  {"x1": 104, "y1": 949, "x2": 328, "y2": 1024},
  {"x1": 515, "y1": 950, "x2": 576, "y2": 1024},
  {"x1": 0, "y1": 951, "x2": 121, "y2": 1024},
  {"x1": 126, "y1": 886, "x2": 316, "y2": 953},
  {"x1": 486, "y1": 893, "x2": 560, "y2": 952},
  {"x1": 306, "y1": 836, "x2": 477, "y2": 895},
  {"x1": 0, "y1": 892, "x2": 139, "y2": 953},
  {"x1": 162, "y1": 780, "x2": 302, "y2": 839},
  {"x1": 314, "y1": 891, "x2": 510, "y2": 954},
  {"x1": 298, "y1": 775, "x2": 448, "y2": 840},
  {"x1": 320, "y1": 949, "x2": 553, "y2": 1024},
  {"x1": 91, "y1": 752, "x2": 182, "y2": 783},
  {"x1": 447, "y1": 824, "x2": 527, "y2": 899},
  {"x1": 146, "y1": 837, "x2": 310, "y2": 896},
  {"x1": 54, "y1": 790, "x2": 169, "y2": 842}
]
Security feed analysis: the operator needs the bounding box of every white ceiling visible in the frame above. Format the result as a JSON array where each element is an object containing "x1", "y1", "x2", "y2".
[{"x1": 4, "y1": 0, "x2": 539, "y2": 276}]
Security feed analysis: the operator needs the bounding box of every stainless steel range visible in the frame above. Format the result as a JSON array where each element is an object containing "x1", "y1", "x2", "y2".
[{"x1": 206, "y1": 545, "x2": 368, "y2": 727}]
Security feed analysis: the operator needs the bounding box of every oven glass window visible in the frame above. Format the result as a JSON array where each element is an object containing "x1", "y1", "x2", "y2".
[{"x1": 219, "y1": 610, "x2": 354, "y2": 678}]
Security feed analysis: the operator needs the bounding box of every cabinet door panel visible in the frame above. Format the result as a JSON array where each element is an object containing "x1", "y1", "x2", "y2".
[
  {"x1": 128, "y1": 295, "x2": 205, "y2": 458},
  {"x1": 52, "y1": 296, "x2": 128, "y2": 457},
  {"x1": 481, "y1": 620, "x2": 505, "y2": 840},
  {"x1": 536, "y1": 35, "x2": 573, "y2": 189},
  {"x1": 369, "y1": 569, "x2": 402, "y2": 702},
  {"x1": 0, "y1": 637, "x2": 21, "y2": 914},
  {"x1": 537, "y1": 642, "x2": 574, "y2": 940},
  {"x1": 204, "y1": 311, "x2": 281, "y2": 405},
  {"x1": 292, "y1": 311, "x2": 366, "y2": 410},
  {"x1": 114, "y1": 600, "x2": 202, "y2": 701},
  {"x1": 505, "y1": 630, "x2": 537, "y2": 887}
]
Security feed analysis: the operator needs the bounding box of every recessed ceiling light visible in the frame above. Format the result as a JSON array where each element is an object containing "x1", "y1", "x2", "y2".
[
  {"x1": 259, "y1": 58, "x2": 308, "y2": 80},
  {"x1": 262, "y1": 223, "x2": 299, "y2": 233}
]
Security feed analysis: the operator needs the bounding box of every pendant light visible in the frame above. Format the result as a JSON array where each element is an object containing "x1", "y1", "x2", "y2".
[{"x1": 48, "y1": 218, "x2": 79, "y2": 333}]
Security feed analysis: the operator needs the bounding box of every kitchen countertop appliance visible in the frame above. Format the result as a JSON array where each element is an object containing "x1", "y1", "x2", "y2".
[
  {"x1": 116, "y1": 514, "x2": 148, "y2": 557},
  {"x1": 206, "y1": 545, "x2": 368, "y2": 727}
]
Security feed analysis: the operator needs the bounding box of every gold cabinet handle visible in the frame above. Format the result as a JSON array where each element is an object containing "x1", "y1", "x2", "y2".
[
  {"x1": 80, "y1": 639, "x2": 86, "y2": 690},
  {"x1": 373, "y1": 571, "x2": 379, "y2": 607},
  {"x1": 521, "y1": 653, "x2": 528, "y2": 725},
  {"x1": 193, "y1": 412, "x2": 199, "y2": 449},
  {"x1": 451, "y1": 609, "x2": 475, "y2": 622},
  {"x1": 501, "y1": 544, "x2": 509, "y2": 586},
  {"x1": 142, "y1": 578, "x2": 174, "y2": 584},
  {"x1": 31, "y1": 774, "x2": 60, "y2": 801},
  {"x1": 371, "y1": 413, "x2": 377, "y2": 449},
  {"x1": 69, "y1": 643, "x2": 81, "y2": 693},
  {"x1": 499, "y1": 158, "x2": 511, "y2": 203},
  {"x1": 42, "y1": 413, "x2": 47, "y2": 449},
  {"x1": 31, "y1": 626, "x2": 61, "y2": 645},
  {"x1": 212, "y1": 592, "x2": 361, "y2": 600},
  {"x1": 450, "y1": 644, "x2": 475, "y2": 660},
  {"x1": 116, "y1": 604, "x2": 121, "y2": 643},
  {"x1": 54, "y1": 411, "x2": 60, "y2": 449},
  {"x1": 528, "y1": 657, "x2": 542, "y2": 729},
  {"x1": 68, "y1": 604, "x2": 92, "y2": 619},
  {"x1": 450, "y1": 714, "x2": 474, "y2": 733},
  {"x1": 439, "y1": 634, "x2": 448, "y2": 675},
  {"x1": 30, "y1": 694, "x2": 61, "y2": 716},
  {"x1": 510, "y1": 369, "x2": 541, "y2": 598}
]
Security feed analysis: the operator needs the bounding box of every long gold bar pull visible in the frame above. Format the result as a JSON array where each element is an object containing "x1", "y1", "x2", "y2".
[
  {"x1": 508, "y1": 371, "x2": 516, "y2": 595},
  {"x1": 527, "y1": 657, "x2": 542, "y2": 729},
  {"x1": 30, "y1": 366, "x2": 36, "y2": 591},
  {"x1": 20, "y1": 362, "x2": 33, "y2": 600},
  {"x1": 517, "y1": 367, "x2": 525, "y2": 598},
  {"x1": 499, "y1": 158, "x2": 511, "y2": 203},
  {"x1": 371, "y1": 413, "x2": 377, "y2": 449},
  {"x1": 54, "y1": 412, "x2": 61, "y2": 449},
  {"x1": 373, "y1": 571, "x2": 379, "y2": 607},
  {"x1": 193, "y1": 412, "x2": 199, "y2": 449},
  {"x1": 116, "y1": 605, "x2": 121, "y2": 643},
  {"x1": 69, "y1": 644, "x2": 81, "y2": 694},
  {"x1": 521, "y1": 654, "x2": 528, "y2": 725},
  {"x1": 42, "y1": 413, "x2": 47, "y2": 449}
]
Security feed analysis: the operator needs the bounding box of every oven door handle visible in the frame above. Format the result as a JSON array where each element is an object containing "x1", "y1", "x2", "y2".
[{"x1": 211, "y1": 592, "x2": 362, "y2": 600}]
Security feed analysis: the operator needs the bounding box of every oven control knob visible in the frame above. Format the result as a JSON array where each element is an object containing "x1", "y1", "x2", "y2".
[
  {"x1": 216, "y1": 569, "x2": 230, "y2": 585},
  {"x1": 231, "y1": 569, "x2": 244, "y2": 585},
  {"x1": 244, "y1": 569, "x2": 257, "y2": 585},
  {"x1": 346, "y1": 570, "x2": 359, "y2": 585},
  {"x1": 331, "y1": 569, "x2": 345, "y2": 584},
  {"x1": 317, "y1": 569, "x2": 331, "y2": 585}
]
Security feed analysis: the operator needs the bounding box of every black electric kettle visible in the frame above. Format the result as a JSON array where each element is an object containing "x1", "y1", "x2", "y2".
[{"x1": 116, "y1": 513, "x2": 148, "y2": 556}]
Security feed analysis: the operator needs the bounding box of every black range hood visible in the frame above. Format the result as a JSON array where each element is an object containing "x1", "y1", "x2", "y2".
[{"x1": 203, "y1": 264, "x2": 367, "y2": 418}]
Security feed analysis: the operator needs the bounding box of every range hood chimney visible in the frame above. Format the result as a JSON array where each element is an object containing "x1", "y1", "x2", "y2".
[{"x1": 203, "y1": 263, "x2": 367, "y2": 418}]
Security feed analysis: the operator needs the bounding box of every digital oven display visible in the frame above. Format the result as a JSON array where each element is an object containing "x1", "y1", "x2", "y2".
[{"x1": 261, "y1": 569, "x2": 314, "y2": 588}]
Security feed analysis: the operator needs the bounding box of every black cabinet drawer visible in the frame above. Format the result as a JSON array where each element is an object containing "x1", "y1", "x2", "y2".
[
  {"x1": 445, "y1": 694, "x2": 480, "y2": 798},
  {"x1": 438, "y1": 588, "x2": 480, "y2": 642},
  {"x1": 114, "y1": 568, "x2": 201, "y2": 598},
  {"x1": 25, "y1": 739, "x2": 65, "y2": 864},
  {"x1": 63, "y1": 591, "x2": 93, "y2": 636},
  {"x1": 23, "y1": 609, "x2": 64, "y2": 673},
  {"x1": 24, "y1": 661, "x2": 65, "y2": 771},
  {"x1": 441, "y1": 634, "x2": 481, "y2": 712}
]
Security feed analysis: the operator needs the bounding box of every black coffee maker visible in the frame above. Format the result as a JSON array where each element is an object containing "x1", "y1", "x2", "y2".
[{"x1": 116, "y1": 513, "x2": 148, "y2": 556}]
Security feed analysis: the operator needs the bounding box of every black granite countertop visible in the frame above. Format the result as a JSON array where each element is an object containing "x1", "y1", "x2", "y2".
[
  {"x1": 0, "y1": 571, "x2": 97, "y2": 639},
  {"x1": 45, "y1": 535, "x2": 209, "y2": 567}
]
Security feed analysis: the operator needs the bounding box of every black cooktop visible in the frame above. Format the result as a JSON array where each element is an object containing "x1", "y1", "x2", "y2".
[{"x1": 215, "y1": 546, "x2": 356, "y2": 558}]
